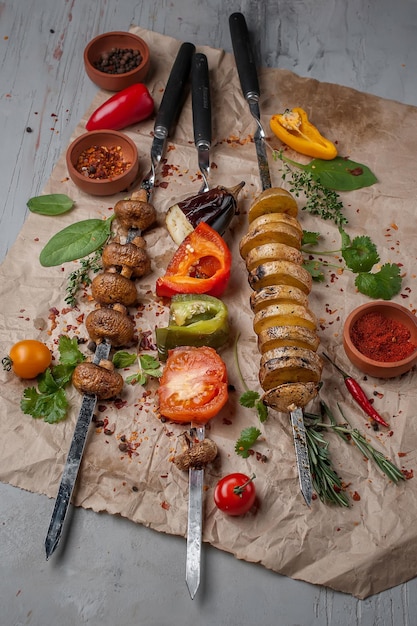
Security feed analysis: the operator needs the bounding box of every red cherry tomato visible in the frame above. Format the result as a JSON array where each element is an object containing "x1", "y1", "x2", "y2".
[{"x1": 214, "y1": 473, "x2": 256, "y2": 516}]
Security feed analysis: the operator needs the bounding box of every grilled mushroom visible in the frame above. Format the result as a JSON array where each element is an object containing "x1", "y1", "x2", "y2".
[
  {"x1": 173, "y1": 432, "x2": 218, "y2": 470},
  {"x1": 91, "y1": 272, "x2": 138, "y2": 306},
  {"x1": 72, "y1": 361, "x2": 124, "y2": 399},
  {"x1": 114, "y1": 189, "x2": 157, "y2": 232},
  {"x1": 102, "y1": 241, "x2": 151, "y2": 278},
  {"x1": 85, "y1": 306, "x2": 135, "y2": 347}
]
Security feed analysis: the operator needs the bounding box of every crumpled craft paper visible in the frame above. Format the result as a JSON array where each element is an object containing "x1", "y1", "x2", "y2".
[{"x1": 1, "y1": 26, "x2": 417, "y2": 600}]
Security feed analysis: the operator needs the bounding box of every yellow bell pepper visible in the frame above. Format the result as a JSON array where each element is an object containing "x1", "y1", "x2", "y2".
[{"x1": 270, "y1": 107, "x2": 337, "y2": 160}]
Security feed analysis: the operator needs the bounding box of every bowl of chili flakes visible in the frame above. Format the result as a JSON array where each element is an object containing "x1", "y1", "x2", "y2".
[
  {"x1": 66, "y1": 129, "x2": 139, "y2": 196},
  {"x1": 343, "y1": 301, "x2": 417, "y2": 378},
  {"x1": 84, "y1": 31, "x2": 151, "y2": 91}
]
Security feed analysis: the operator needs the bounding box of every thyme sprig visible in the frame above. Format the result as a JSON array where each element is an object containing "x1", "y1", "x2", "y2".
[
  {"x1": 65, "y1": 247, "x2": 103, "y2": 306},
  {"x1": 272, "y1": 150, "x2": 348, "y2": 226}
]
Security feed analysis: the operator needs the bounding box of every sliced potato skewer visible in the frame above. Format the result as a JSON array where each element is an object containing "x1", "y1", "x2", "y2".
[{"x1": 242, "y1": 187, "x2": 323, "y2": 413}]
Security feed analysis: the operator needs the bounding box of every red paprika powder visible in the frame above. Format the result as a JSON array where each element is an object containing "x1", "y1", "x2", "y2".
[{"x1": 350, "y1": 311, "x2": 417, "y2": 362}]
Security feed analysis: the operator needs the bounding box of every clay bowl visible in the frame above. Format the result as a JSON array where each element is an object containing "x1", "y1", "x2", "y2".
[
  {"x1": 84, "y1": 31, "x2": 150, "y2": 91},
  {"x1": 343, "y1": 301, "x2": 417, "y2": 378},
  {"x1": 66, "y1": 130, "x2": 139, "y2": 196}
]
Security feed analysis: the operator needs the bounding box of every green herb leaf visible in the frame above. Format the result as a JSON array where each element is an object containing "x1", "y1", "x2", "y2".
[
  {"x1": 113, "y1": 351, "x2": 138, "y2": 368},
  {"x1": 303, "y1": 259, "x2": 325, "y2": 281},
  {"x1": 27, "y1": 194, "x2": 74, "y2": 216},
  {"x1": 239, "y1": 389, "x2": 260, "y2": 408},
  {"x1": 255, "y1": 399, "x2": 269, "y2": 423},
  {"x1": 235, "y1": 426, "x2": 262, "y2": 458},
  {"x1": 355, "y1": 263, "x2": 402, "y2": 300},
  {"x1": 342, "y1": 235, "x2": 380, "y2": 273},
  {"x1": 65, "y1": 249, "x2": 103, "y2": 307},
  {"x1": 304, "y1": 157, "x2": 378, "y2": 191},
  {"x1": 20, "y1": 387, "x2": 69, "y2": 424},
  {"x1": 21, "y1": 334, "x2": 85, "y2": 423},
  {"x1": 121, "y1": 353, "x2": 162, "y2": 386},
  {"x1": 302, "y1": 231, "x2": 320, "y2": 246},
  {"x1": 37, "y1": 368, "x2": 60, "y2": 394},
  {"x1": 58, "y1": 335, "x2": 86, "y2": 366},
  {"x1": 39, "y1": 216, "x2": 115, "y2": 267}
]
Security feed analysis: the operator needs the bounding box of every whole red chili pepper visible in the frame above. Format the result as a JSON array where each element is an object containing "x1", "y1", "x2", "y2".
[
  {"x1": 323, "y1": 353, "x2": 390, "y2": 428},
  {"x1": 86, "y1": 83, "x2": 154, "y2": 131}
]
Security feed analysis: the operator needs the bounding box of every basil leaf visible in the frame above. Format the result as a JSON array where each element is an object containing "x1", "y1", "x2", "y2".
[
  {"x1": 39, "y1": 216, "x2": 114, "y2": 267},
  {"x1": 27, "y1": 194, "x2": 74, "y2": 215},
  {"x1": 306, "y1": 157, "x2": 378, "y2": 191}
]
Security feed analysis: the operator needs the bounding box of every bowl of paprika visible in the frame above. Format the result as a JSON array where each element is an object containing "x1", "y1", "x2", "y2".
[
  {"x1": 343, "y1": 301, "x2": 417, "y2": 378},
  {"x1": 66, "y1": 129, "x2": 139, "y2": 196},
  {"x1": 84, "y1": 31, "x2": 151, "y2": 91}
]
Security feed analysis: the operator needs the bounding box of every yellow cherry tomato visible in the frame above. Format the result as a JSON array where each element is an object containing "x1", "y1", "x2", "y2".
[{"x1": 4, "y1": 340, "x2": 52, "y2": 379}]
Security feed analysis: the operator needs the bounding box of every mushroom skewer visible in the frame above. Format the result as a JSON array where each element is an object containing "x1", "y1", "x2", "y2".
[{"x1": 45, "y1": 210, "x2": 154, "y2": 559}]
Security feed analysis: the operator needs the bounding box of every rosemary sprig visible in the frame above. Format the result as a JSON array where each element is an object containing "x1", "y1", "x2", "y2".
[
  {"x1": 272, "y1": 151, "x2": 348, "y2": 226},
  {"x1": 305, "y1": 423, "x2": 349, "y2": 507},
  {"x1": 65, "y1": 248, "x2": 103, "y2": 306},
  {"x1": 304, "y1": 402, "x2": 405, "y2": 506}
]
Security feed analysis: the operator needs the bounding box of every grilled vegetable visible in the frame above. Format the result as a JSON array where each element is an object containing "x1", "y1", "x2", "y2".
[
  {"x1": 166, "y1": 182, "x2": 245, "y2": 245},
  {"x1": 156, "y1": 294, "x2": 229, "y2": 361},
  {"x1": 240, "y1": 187, "x2": 323, "y2": 412},
  {"x1": 156, "y1": 222, "x2": 232, "y2": 298},
  {"x1": 72, "y1": 360, "x2": 124, "y2": 399}
]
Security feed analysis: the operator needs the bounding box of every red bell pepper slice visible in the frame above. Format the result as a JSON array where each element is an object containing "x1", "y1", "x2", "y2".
[
  {"x1": 156, "y1": 222, "x2": 232, "y2": 298},
  {"x1": 85, "y1": 83, "x2": 154, "y2": 131},
  {"x1": 157, "y1": 346, "x2": 229, "y2": 424}
]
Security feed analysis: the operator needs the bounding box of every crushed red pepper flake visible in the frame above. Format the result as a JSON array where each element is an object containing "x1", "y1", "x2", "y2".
[{"x1": 75, "y1": 144, "x2": 131, "y2": 180}]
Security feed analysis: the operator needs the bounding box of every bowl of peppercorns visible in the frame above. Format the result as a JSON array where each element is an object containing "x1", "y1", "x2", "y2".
[
  {"x1": 343, "y1": 301, "x2": 417, "y2": 378},
  {"x1": 84, "y1": 31, "x2": 151, "y2": 91},
  {"x1": 66, "y1": 129, "x2": 139, "y2": 196}
]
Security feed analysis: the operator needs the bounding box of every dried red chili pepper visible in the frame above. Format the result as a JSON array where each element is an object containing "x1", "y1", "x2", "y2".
[{"x1": 323, "y1": 353, "x2": 390, "y2": 428}]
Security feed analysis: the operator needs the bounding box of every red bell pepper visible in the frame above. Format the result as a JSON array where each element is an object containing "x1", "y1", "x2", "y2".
[
  {"x1": 156, "y1": 222, "x2": 232, "y2": 298},
  {"x1": 85, "y1": 83, "x2": 154, "y2": 131}
]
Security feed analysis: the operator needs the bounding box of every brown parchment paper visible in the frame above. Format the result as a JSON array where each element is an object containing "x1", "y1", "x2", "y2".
[{"x1": 1, "y1": 26, "x2": 417, "y2": 600}]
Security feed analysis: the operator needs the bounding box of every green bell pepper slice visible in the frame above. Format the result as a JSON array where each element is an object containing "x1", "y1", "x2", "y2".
[{"x1": 156, "y1": 294, "x2": 229, "y2": 361}]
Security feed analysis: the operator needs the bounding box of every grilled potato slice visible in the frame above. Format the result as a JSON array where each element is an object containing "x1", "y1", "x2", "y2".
[
  {"x1": 245, "y1": 243, "x2": 303, "y2": 272},
  {"x1": 259, "y1": 346, "x2": 323, "y2": 391},
  {"x1": 257, "y1": 324, "x2": 320, "y2": 353},
  {"x1": 262, "y1": 382, "x2": 320, "y2": 412},
  {"x1": 253, "y1": 303, "x2": 317, "y2": 334},
  {"x1": 250, "y1": 285, "x2": 309, "y2": 313},
  {"x1": 239, "y1": 223, "x2": 302, "y2": 259},
  {"x1": 248, "y1": 187, "x2": 298, "y2": 222},
  {"x1": 248, "y1": 212, "x2": 303, "y2": 236},
  {"x1": 248, "y1": 260, "x2": 312, "y2": 293}
]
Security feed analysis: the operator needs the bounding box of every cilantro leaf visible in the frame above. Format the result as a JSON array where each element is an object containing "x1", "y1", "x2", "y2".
[
  {"x1": 303, "y1": 259, "x2": 325, "y2": 281},
  {"x1": 355, "y1": 263, "x2": 402, "y2": 300},
  {"x1": 239, "y1": 390, "x2": 260, "y2": 408},
  {"x1": 302, "y1": 231, "x2": 320, "y2": 246},
  {"x1": 20, "y1": 387, "x2": 69, "y2": 423},
  {"x1": 255, "y1": 399, "x2": 269, "y2": 423},
  {"x1": 342, "y1": 235, "x2": 379, "y2": 273},
  {"x1": 21, "y1": 334, "x2": 85, "y2": 424},
  {"x1": 58, "y1": 335, "x2": 85, "y2": 366},
  {"x1": 235, "y1": 426, "x2": 262, "y2": 458}
]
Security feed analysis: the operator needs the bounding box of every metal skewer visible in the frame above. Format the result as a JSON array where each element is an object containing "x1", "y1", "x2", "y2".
[{"x1": 229, "y1": 12, "x2": 312, "y2": 506}]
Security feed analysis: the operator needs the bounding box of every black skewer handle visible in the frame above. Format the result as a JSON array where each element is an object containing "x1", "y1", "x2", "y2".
[
  {"x1": 229, "y1": 12, "x2": 260, "y2": 101},
  {"x1": 154, "y1": 41, "x2": 195, "y2": 138}
]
